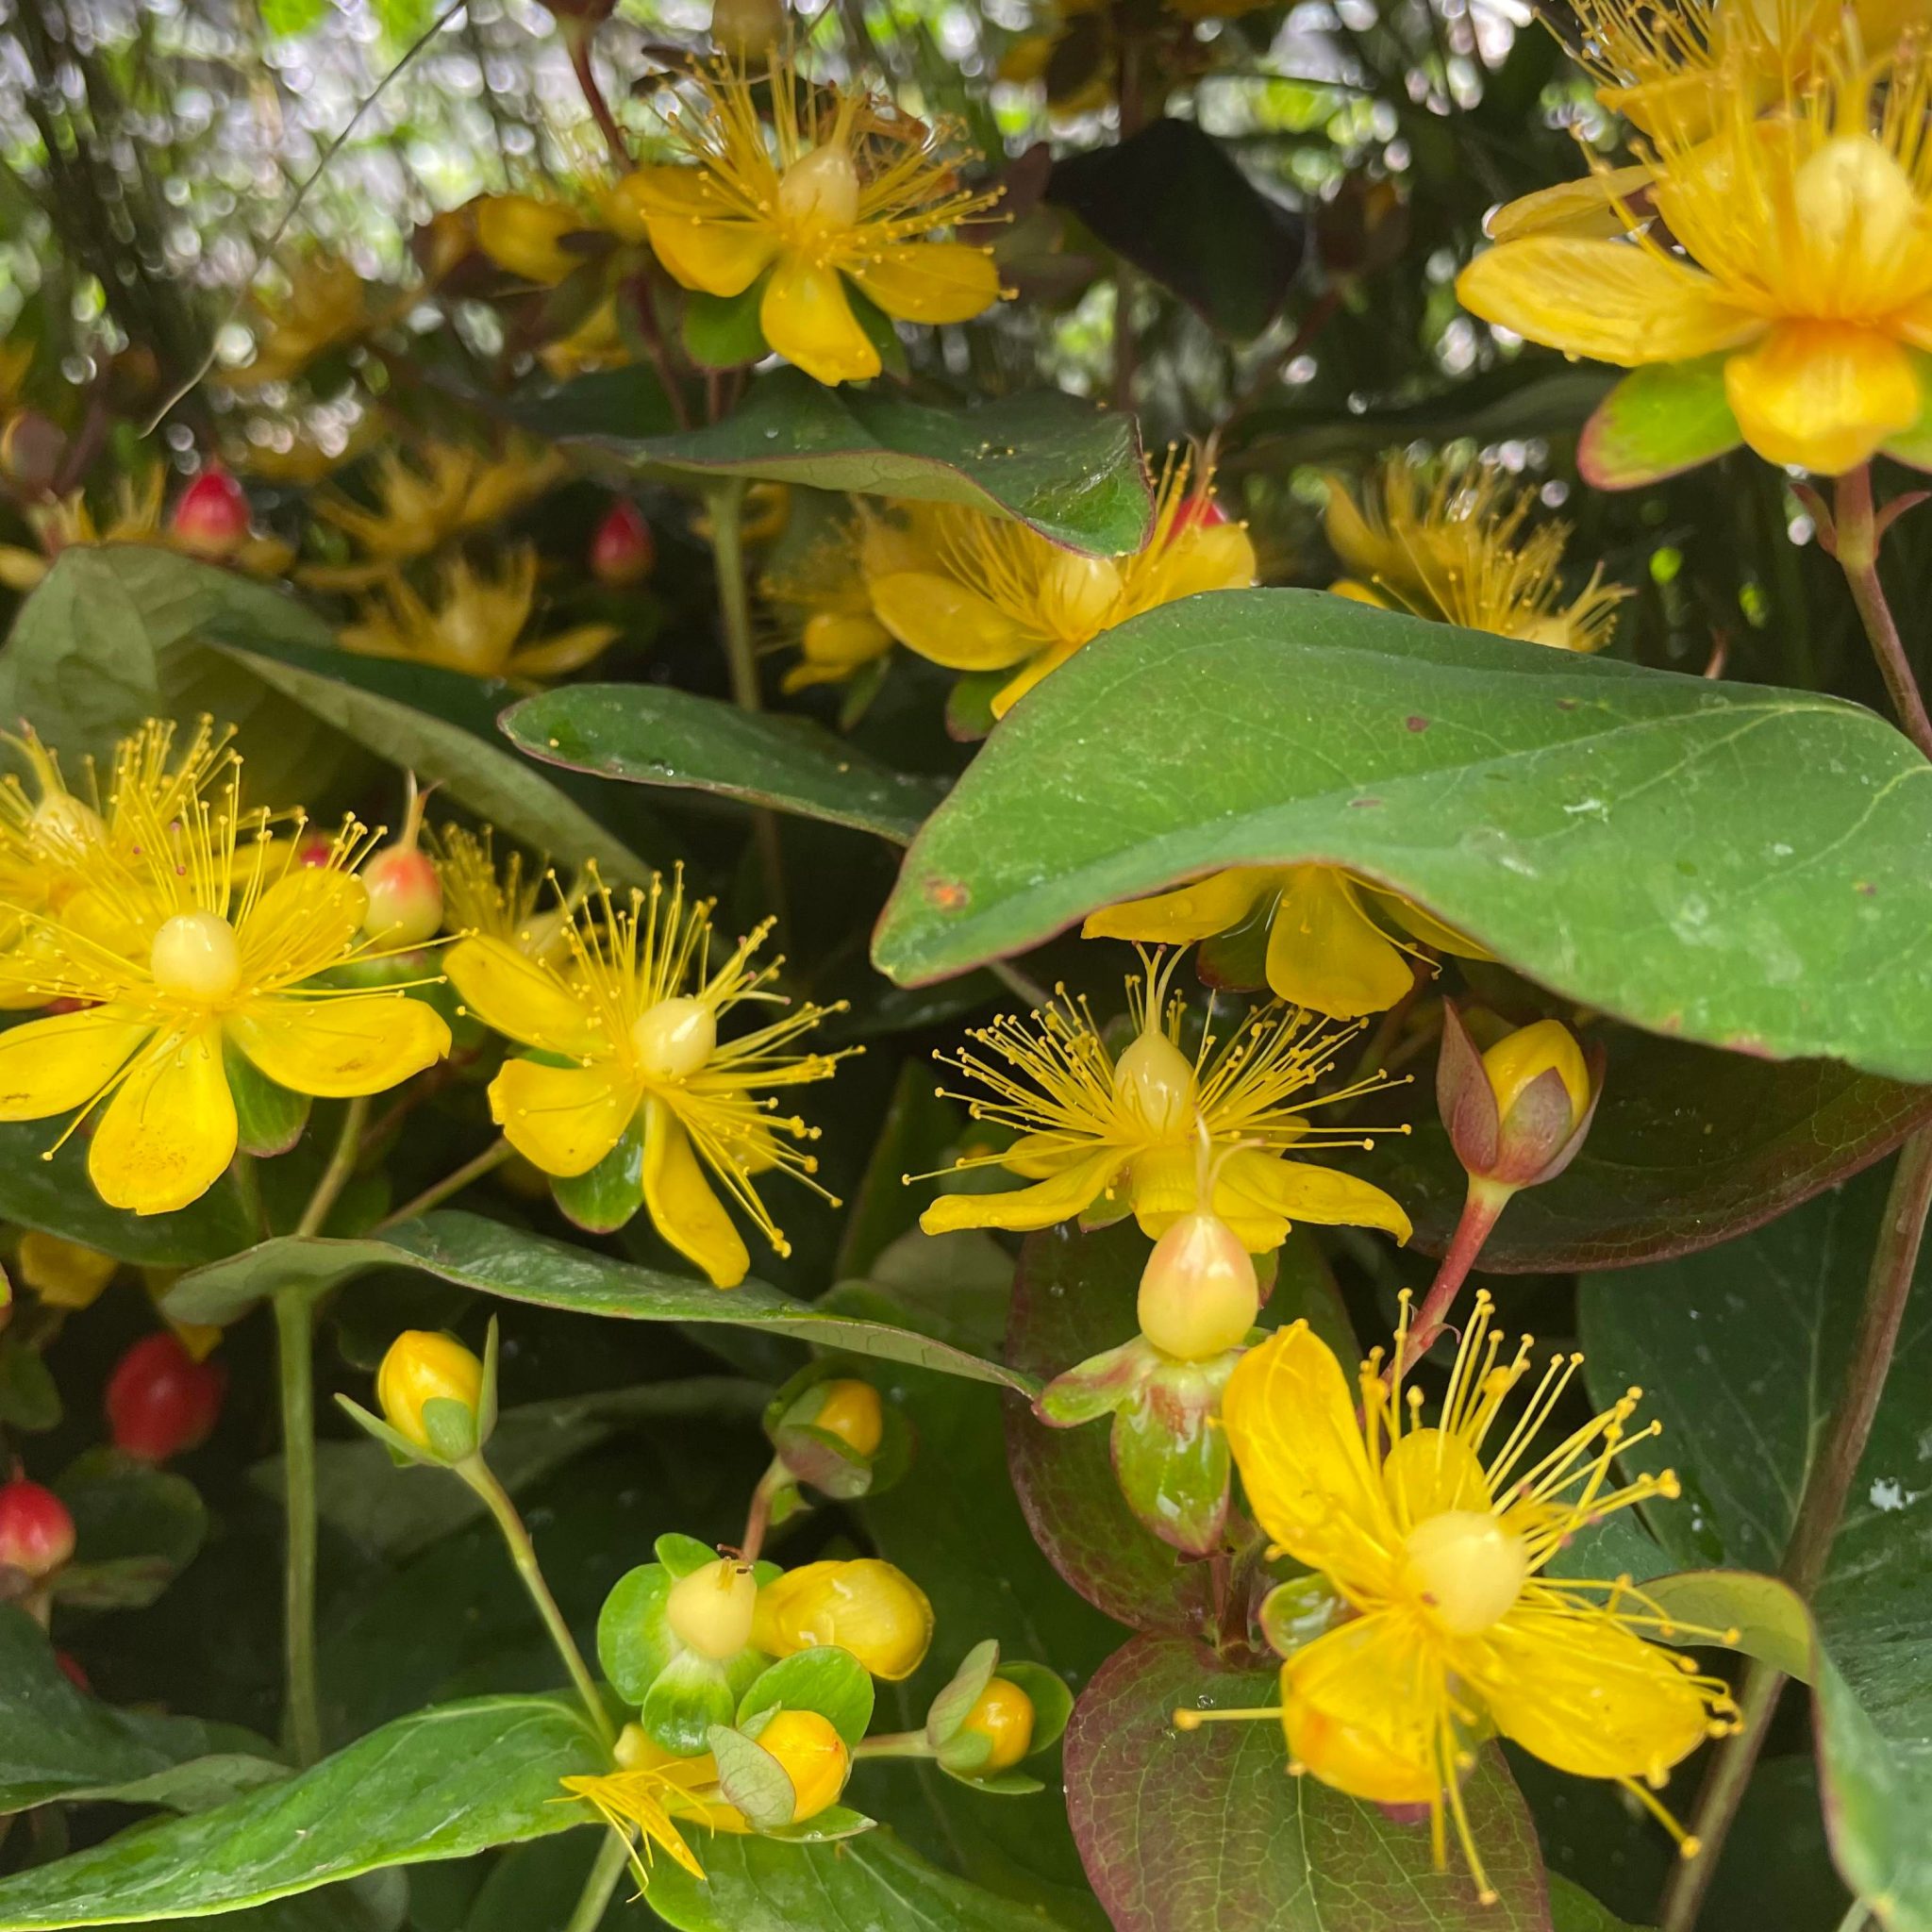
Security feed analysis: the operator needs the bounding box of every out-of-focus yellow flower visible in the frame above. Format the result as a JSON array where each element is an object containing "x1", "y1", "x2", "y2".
[
  {"x1": 15, "y1": 1231, "x2": 118, "y2": 1310},
  {"x1": 694, "y1": 482, "x2": 792, "y2": 549},
  {"x1": 0, "y1": 742, "x2": 450, "y2": 1215},
  {"x1": 1460, "y1": 35, "x2": 1932, "y2": 475},
  {"x1": 339, "y1": 549, "x2": 618, "y2": 682},
  {"x1": 1184, "y1": 1296, "x2": 1738, "y2": 1903},
  {"x1": 474, "y1": 193, "x2": 592, "y2": 286},
  {"x1": 0, "y1": 340, "x2": 32, "y2": 408},
  {"x1": 613, "y1": 55, "x2": 1005, "y2": 385},
  {"x1": 753, "y1": 1557, "x2": 934, "y2": 1679},
  {"x1": 866, "y1": 456, "x2": 1256, "y2": 718},
  {"x1": 225, "y1": 255, "x2": 381, "y2": 391},
  {"x1": 764, "y1": 508, "x2": 915, "y2": 692},
  {"x1": 539, "y1": 296, "x2": 630, "y2": 380},
  {"x1": 229, "y1": 416, "x2": 383, "y2": 488},
  {"x1": 0, "y1": 471, "x2": 293, "y2": 592},
  {"x1": 921, "y1": 952, "x2": 1410, "y2": 1252},
  {"x1": 429, "y1": 824, "x2": 569, "y2": 962},
  {"x1": 443, "y1": 867, "x2": 851, "y2": 1286}
]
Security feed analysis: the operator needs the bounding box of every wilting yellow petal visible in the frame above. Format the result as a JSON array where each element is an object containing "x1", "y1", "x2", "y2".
[
  {"x1": 225, "y1": 993, "x2": 450, "y2": 1098},
  {"x1": 1083, "y1": 867, "x2": 1276, "y2": 945},
  {"x1": 489, "y1": 1056, "x2": 638, "y2": 1178},
  {"x1": 444, "y1": 937, "x2": 604, "y2": 1058},
  {"x1": 642, "y1": 1097, "x2": 750, "y2": 1289},
  {"x1": 1264, "y1": 866, "x2": 1415, "y2": 1018},
  {"x1": 0, "y1": 1007, "x2": 153, "y2": 1119},
  {"x1": 1222, "y1": 1146, "x2": 1413, "y2": 1244},
  {"x1": 1485, "y1": 166, "x2": 1657, "y2": 242},
  {"x1": 91, "y1": 1026, "x2": 237, "y2": 1216},
  {"x1": 1456, "y1": 240, "x2": 1764, "y2": 365},
  {"x1": 760, "y1": 258, "x2": 880, "y2": 386},
  {"x1": 867, "y1": 572, "x2": 1032, "y2": 670},
  {"x1": 849, "y1": 242, "x2": 1002, "y2": 325},
  {"x1": 920, "y1": 1148, "x2": 1124, "y2": 1236},
  {"x1": 1723, "y1": 320, "x2": 1922, "y2": 475},
  {"x1": 1280, "y1": 1614, "x2": 1442, "y2": 1806}
]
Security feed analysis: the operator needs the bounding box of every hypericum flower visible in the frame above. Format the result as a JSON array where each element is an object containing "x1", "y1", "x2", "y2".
[
  {"x1": 614, "y1": 56, "x2": 1005, "y2": 385},
  {"x1": 0, "y1": 763, "x2": 451, "y2": 1215},
  {"x1": 473, "y1": 192, "x2": 592, "y2": 286},
  {"x1": 752, "y1": 1557, "x2": 935, "y2": 1680},
  {"x1": 429, "y1": 824, "x2": 569, "y2": 962},
  {"x1": 1458, "y1": 38, "x2": 1932, "y2": 476},
  {"x1": 866, "y1": 456, "x2": 1257, "y2": 719},
  {"x1": 339, "y1": 549, "x2": 618, "y2": 682},
  {"x1": 224, "y1": 254, "x2": 382, "y2": 391},
  {"x1": 443, "y1": 867, "x2": 851, "y2": 1286},
  {"x1": 303, "y1": 442, "x2": 567, "y2": 589},
  {"x1": 919, "y1": 952, "x2": 1410, "y2": 1252},
  {"x1": 763, "y1": 508, "x2": 914, "y2": 693},
  {"x1": 1177, "y1": 1296, "x2": 1739, "y2": 1903}
]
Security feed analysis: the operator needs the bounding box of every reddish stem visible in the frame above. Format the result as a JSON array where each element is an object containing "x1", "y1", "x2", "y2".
[
  {"x1": 1834, "y1": 464, "x2": 1932, "y2": 760},
  {"x1": 1400, "y1": 1179, "x2": 1510, "y2": 1370},
  {"x1": 565, "y1": 24, "x2": 629, "y2": 172}
]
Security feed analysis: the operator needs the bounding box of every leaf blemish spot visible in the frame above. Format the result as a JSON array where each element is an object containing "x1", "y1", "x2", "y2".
[
  {"x1": 1406, "y1": 715, "x2": 1429, "y2": 732},
  {"x1": 925, "y1": 878, "x2": 971, "y2": 911}
]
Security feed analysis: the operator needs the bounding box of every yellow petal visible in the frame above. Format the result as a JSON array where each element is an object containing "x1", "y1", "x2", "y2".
[
  {"x1": 641, "y1": 191, "x2": 779, "y2": 296},
  {"x1": 1082, "y1": 867, "x2": 1276, "y2": 945},
  {"x1": 507, "y1": 624, "x2": 621, "y2": 680},
  {"x1": 1365, "y1": 885, "x2": 1488, "y2": 960},
  {"x1": 1221, "y1": 1146, "x2": 1413, "y2": 1244},
  {"x1": 867, "y1": 571, "x2": 1032, "y2": 671},
  {"x1": 760, "y1": 259, "x2": 880, "y2": 386},
  {"x1": 1723, "y1": 321, "x2": 1922, "y2": 475},
  {"x1": 1475, "y1": 1609, "x2": 1717, "y2": 1781},
  {"x1": 1155, "y1": 522, "x2": 1257, "y2": 603},
  {"x1": 16, "y1": 1231, "x2": 119, "y2": 1308},
  {"x1": 1456, "y1": 239, "x2": 1763, "y2": 365},
  {"x1": 489, "y1": 1056, "x2": 638, "y2": 1178},
  {"x1": 1280, "y1": 1614, "x2": 1442, "y2": 1806},
  {"x1": 444, "y1": 937, "x2": 604, "y2": 1058},
  {"x1": 1485, "y1": 166, "x2": 1656, "y2": 243},
  {"x1": 919, "y1": 1147, "x2": 1124, "y2": 1235},
  {"x1": 1128, "y1": 1141, "x2": 1291, "y2": 1252},
  {"x1": 1222, "y1": 1322, "x2": 1391, "y2": 1571},
  {"x1": 849, "y1": 243, "x2": 1002, "y2": 325},
  {"x1": 1380, "y1": 1427, "x2": 1491, "y2": 1525},
  {"x1": 91, "y1": 1026, "x2": 237, "y2": 1216},
  {"x1": 240, "y1": 866, "x2": 367, "y2": 974},
  {"x1": 0, "y1": 1007, "x2": 154, "y2": 1119},
  {"x1": 1264, "y1": 866, "x2": 1415, "y2": 1018},
  {"x1": 226, "y1": 993, "x2": 450, "y2": 1098},
  {"x1": 642, "y1": 1097, "x2": 749, "y2": 1289}
]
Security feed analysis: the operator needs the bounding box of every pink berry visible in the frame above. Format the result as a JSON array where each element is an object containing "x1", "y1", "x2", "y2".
[
  {"x1": 0, "y1": 1477, "x2": 75, "y2": 1579},
  {"x1": 106, "y1": 1334, "x2": 226, "y2": 1464},
  {"x1": 590, "y1": 499, "x2": 656, "y2": 587},
  {"x1": 170, "y1": 467, "x2": 252, "y2": 558}
]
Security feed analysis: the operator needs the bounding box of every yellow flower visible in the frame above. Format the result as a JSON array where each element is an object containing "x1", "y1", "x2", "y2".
[
  {"x1": 1182, "y1": 1295, "x2": 1738, "y2": 1904},
  {"x1": 304, "y1": 442, "x2": 566, "y2": 589},
  {"x1": 15, "y1": 1231, "x2": 119, "y2": 1310},
  {"x1": 615, "y1": 56, "x2": 1005, "y2": 386},
  {"x1": 428, "y1": 824, "x2": 568, "y2": 962},
  {"x1": 752, "y1": 1557, "x2": 935, "y2": 1680},
  {"x1": 866, "y1": 455, "x2": 1257, "y2": 718},
  {"x1": 763, "y1": 508, "x2": 912, "y2": 693},
  {"x1": 442, "y1": 867, "x2": 851, "y2": 1286},
  {"x1": 0, "y1": 762, "x2": 451, "y2": 1215},
  {"x1": 229, "y1": 415, "x2": 383, "y2": 488},
  {"x1": 473, "y1": 192, "x2": 591, "y2": 286},
  {"x1": 339, "y1": 549, "x2": 618, "y2": 682},
  {"x1": 920, "y1": 952, "x2": 1410, "y2": 1253},
  {"x1": 224, "y1": 255, "x2": 380, "y2": 391},
  {"x1": 1459, "y1": 36, "x2": 1932, "y2": 475}
]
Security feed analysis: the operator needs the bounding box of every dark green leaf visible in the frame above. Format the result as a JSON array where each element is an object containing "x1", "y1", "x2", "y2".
[
  {"x1": 56, "y1": 1450, "x2": 208, "y2": 1607},
  {"x1": 0, "y1": 1334, "x2": 61, "y2": 1431},
  {"x1": 682, "y1": 280, "x2": 772, "y2": 371},
  {"x1": 874, "y1": 589, "x2": 1932, "y2": 1084},
  {"x1": 1546, "y1": 1874, "x2": 1648, "y2": 1932},
  {"x1": 225, "y1": 1041, "x2": 311, "y2": 1159}
]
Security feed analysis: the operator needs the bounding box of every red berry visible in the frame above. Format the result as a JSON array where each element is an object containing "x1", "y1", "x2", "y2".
[
  {"x1": 0, "y1": 1477, "x2": 75, "y2": 1579},
  {"x1": 105, "y1": 1334, "x2": 226, "y2": 1464},
  {"x1": 361, "y1": 842, "x2": 444, "y2": 945},
  {"x1": 56, "y1": 1651, "x2": 92, "y2": 1693},
  {"x1": 590, "y1": 499, "x2": 656, "y2": 587},
  {"x1": 170, "y1": 466, "x2": 253, "y2": 559}
]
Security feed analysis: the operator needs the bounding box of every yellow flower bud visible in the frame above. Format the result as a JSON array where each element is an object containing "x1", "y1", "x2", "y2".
[
  {"x1": 1136, "y1": 1208, "x2": 1258, "y2": 1360},
  {"x1": 757, "y1": 1708, "x2": 848, "y2": 1823},
  {"x1": 752, "y1": 1558, "x2": 934, "y2": 1681},
  {"x1": 961, "y1": 1676, "x2": 1035, "y2": 1774},
  {"x1": 17, "y1": 1232, "x2": 118, "y2": 1310},
  {"x1": 665, "y1": 1557, "x2": 758, "y2": 1659},
  {"x1": 376, "y1": 1330, "x2": 484, "y2": 1454},
  {"x1": 1480, "y1": 1019, "x2": 1590, "y2": 1132},
  {"x1": 475, "y1": 194, "x2": 582, "y2": 286},
  {"x1": 809, "y1": 1380, "x2": 884, "y2": 1458}
]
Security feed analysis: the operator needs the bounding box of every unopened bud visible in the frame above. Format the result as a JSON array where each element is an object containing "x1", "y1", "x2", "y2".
[
  {"x1": 757, "y1": 1707, "x2": 847, "y2": 1822},
  {"x1": 1438, "y1": 1004, "x2": 1600, "y2": 1192},
  {"x1": 106, "y1": 1332, "x2": 225, "y2": 1464},
  {"x1": 804, "y1": 1379, "x2": 883, "y2": 1457},
  {"x1": 590, "y1": 499, "x2": 656, "y2": 586},
  {"x1": 363, "y1": 843, "x2": 442, "y2": 945},
  {"x1": 1137, "y1": 1208, "x2": 1258, "y2": 1360},
  {"x1": 665, "y1": 1557, "x2": 758, "y2": 1659},
  {"x1": 960, "y1": 1676, "x2": 1035, "y2": 1773},
  {"x1": 170, "y1": 467, "x2": 252, "y2": 559},
  {"x1": 753, "y1": 1557, "x2": 934, "y2": 1681},
  {"x1": 0, "y1": 1477, "x2": 75, "y2": 1581},
  {"x1": 376, "y1": 1330, "x2": 485, "y2": 1458}
]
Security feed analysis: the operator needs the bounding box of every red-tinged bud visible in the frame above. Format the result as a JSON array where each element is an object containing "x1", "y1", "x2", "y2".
[
  {"x1": 1437, "y1": 1004, "x2": 1602, "y2": 1194},
  {"x1": 590, "y1": 499, "x2": 656, "y2": 586},
  {"x1": 294, "y1": 831, "x2": 335, "y2": 868},
  {"x1": 106, "y1": 1333, "x2": 226, "y2": 1463},
  {"x1": 170, "y1": 467, "x2": 253, "y2": 559},
  {"x1": 0, "y1": 1477, "x2": 75, "y2": 1580},
  {"x1": 361, "y1": 842, "x2": 443, "y2": 944},
  {"x1": 56, "y1": 1651, "x2": 91, "y2": 1693}
]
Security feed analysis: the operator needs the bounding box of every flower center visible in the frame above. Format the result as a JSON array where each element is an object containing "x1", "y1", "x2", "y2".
[
  {"x1": 665, "y1": 1557, "x2": 758, "y2": 1659},
  {"x1": 777, "y1": 144, "x2": 862, "y2": 236},
  {"x1": 630, "y1": 995, "x2": 717, "y2": 1080},
  {"x1": 149, "y1": 910, "x2": 242, "y2": 1004},
  {"x1": 1793, "y1": 134, "x2": 1919, "y2": 272},
  {"x1": 1038, "y1": 550, "x2": 1124, "y2": 641},
  {"x1": 1112, "y1": 1023, "x2": 1195, "y2": 1135},
  {"x1": 1402, "y1": 1509, "x2": 1527, "y2": 1637}
]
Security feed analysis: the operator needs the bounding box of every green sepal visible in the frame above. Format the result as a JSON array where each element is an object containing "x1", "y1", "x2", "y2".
[
  {"x1": 683, "y1": 275, "x2": 773, "y2": 372},
  {"x1": 551, "y1": 1114, "x2": 643, "y2": 1235},
  {"x1": 706, "y1": 1723, "x2": 796, "y2": 1831},
  {"x1": 1110, "y1": 1356, "x2": 1236, "y2": 1557},
  {"x1": 1577, "y1": 355, "x2": 1741, "y2": 489},
  {"x1": 842, "y1": 280, "x2": 910, "y2": 381},
  {"x1": 1037, "y1": 1336, "x2": 1147, "y2": 1427},
  {"x1": 1257, "y1": 1574, "x2": 1351, "y2": 1660},
  {"x1": 936, "y1": 1726, "x2": 996, "y2": 1775},
  {"x1": 737, "y1": 1644, "x2": 874, "y2": 1749},
  {"x1": 420, "y1": 1395, "x2": 478, "y2": 1463},
  {"x1": 937, "y1": 1768, "x2": 1045, "y2": 1796},
  {"x1": 924, "y1": 1639, "x2": 1001, "y2": 1750},
  {"x1": 223, "y1": 1039, "x2": 311, "y2": 1158},
  {"x1": 333, "y1": 1393, "x2": 437, "y2": 1470},
  {"x1": 944, "y1": 671, "x2": 1005, "y2": 742},
  {"x1": 654, "y1": 1533, "x2": 719, "y2": 1579},
  {"x1": 596, "y1": 1563, "x2": 676, "y2": 1702},
  {"x1": 644, "y1": 1648, "x2": 739, "y2": 1756},
  {"x1": 767, "y1": 1802, "x2": 874, "y2": 1842},
  {"x1": 837, "y1": 653, "x2": 890, "y2": 731},
  {"x1": 476, "y1": 1314, "x2": 500, "y2": 1448}
]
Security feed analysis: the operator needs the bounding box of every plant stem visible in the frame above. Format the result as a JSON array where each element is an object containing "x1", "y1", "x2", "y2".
[
  {"x1": 296, "y1": 1096, "x2": 371, "y2": 1240},
  {"x1": 1657, "y1": 1125, "x2": 1932, "y2": 1932},
  {"x1": 850, "y1": 1728, "x2": 940, "y2": 1760},
  {"x1": 563, "y1": 1827, "x2": 629, "y2": 1932},
  {"x1": 1832, "y1": 465, "x2": 1932, "y2": 760},
  {"x1": 378, "y1": 1138, "x2": 511, "y2": 1230},
  {"x1": 740, "y1": 1457, "x2": 790, "y2": 1563},
  {"x1": 564, "y1": 21, "x2": 628, "y2": 171},
  {"x1": 275, "y1": 1290, "x2": 323, "y2": 1767},
  {"x1": 462, "y1": 1457, "x2": 616, "y2": 1748},
  {"x1": 1399, "y1": 1178, "x2": 1509, "y2": 1369}
]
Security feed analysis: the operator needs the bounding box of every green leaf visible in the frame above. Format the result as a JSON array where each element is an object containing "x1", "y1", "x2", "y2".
[
  {"x1": 55, "y1": 1449, "x2": 208, "y2": 1609},
  {"x1": 159, "y1": 1210, "x2": 1040, "y2": 1395},
  {"x1": 1048, "y1": 120, "x2": 1306, "y2": 340},
  {"x1": 682, "y1": 278, "x2": 772, "y2": 370},
  {"x1": 538, "y1": 367, "x2": 1154, "y2": 554},
  {"x1": 737, "y1": 1646, "x2": 875, "y2": 1749},
  {"x1": 225, "y1": 1040, "x2": 311, "y2": 1159},
  {"x1": 0, "y1": 1607, "x2": 283, "y2": 1816},
  {"x1": 549, "y1": 1113, "x2": 645, "y2": 1235},
  {"x1": 1577, "y1": 358, "x2": 1742, "y2": 489},
  {"x1": 1063, "y1": 1635, "x2": 1551, "y2": 1928},
  {"x1": 874, "y1": 589, "x2": 1932, "y2": 1084},
  {"x1": 503, "y1": 684, "x2": 947, "y2": 844},
  {"x1": 0, "y1": 1693, "x2": 603, "y2": 1926},
  {"x1": 647, "y1": 1651, "x2": 741, "y2": 1757},
  {"x1": 1547, "y1": 1874, "x2": 1648, "y2": 1932},
  {"x1": 0, "y1": 1334, "x2": 60, "y2": 1431}
]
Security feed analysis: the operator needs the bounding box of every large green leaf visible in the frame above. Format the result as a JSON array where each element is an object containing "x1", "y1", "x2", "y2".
[
  {"x1": 0, "y1": 1607, "x2": 282, "y2": 1816},
  {"x1": 1062, "y1": 1635, "x2": 1552, "y2": 1928},
  {"x1": 526, "y1": 367, "x2": 1153, "y2": 553},
  {"x1": 502, "y1": 684, "x2": 946, "y2": 844},
  {"x1": 159, "y1": 1210, "x2": 1038, "y2": 1395},
  {"x1": 0, "y1": 1694, "x2": 602, "y2": 1927},
  {"x1": 873, "y1": 590, "x2": 1932, "y2": 1083},
  {"x1": 1578, "y1": 1168, "x2": 1932, "y2": 1929}
]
